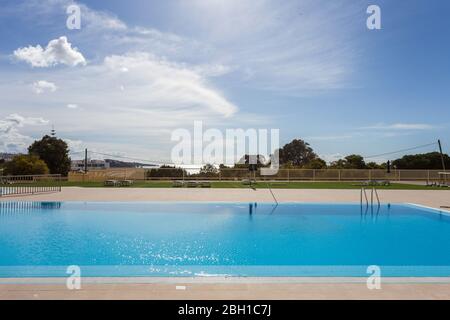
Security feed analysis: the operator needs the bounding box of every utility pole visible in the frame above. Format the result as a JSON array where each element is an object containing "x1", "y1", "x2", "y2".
[
  {"x1": 84, "y1": 148, "x2": 88, "y2": 173},
  {"x1": 438, "y1": 140, "x2": 446, "y2": 172},
  {"x1": 438, "y1": 139, "x2": 446, "y2": 185}
]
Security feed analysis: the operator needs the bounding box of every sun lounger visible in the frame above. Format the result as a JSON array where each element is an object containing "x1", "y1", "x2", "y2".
[
  {"x1": 186, "y1": 181, "x2": 198, "y2": 188},
  {"x1": 104, "y1": 180, "x2": 118, "y2": 187},
  {"x1": 172, "y1": 180, "x2": 185, "y2": 187},
  {"x1": 200, "y1": 181, "x2": 211, "y2": 188},
  {"x1": 120, "y1": 180, "x2": 134, "y2": 187}
]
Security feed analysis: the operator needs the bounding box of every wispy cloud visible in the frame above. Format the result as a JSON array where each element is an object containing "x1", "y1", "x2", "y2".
[
  {"x1": 362, "y1": 123, "x2": 437, "y2": 130},
  {"x1": 172, "y1": 0, "x2": 362, "y2": 92},
  {"x1": 305, "y1": 134, "x2": 354, "y2": 141}
]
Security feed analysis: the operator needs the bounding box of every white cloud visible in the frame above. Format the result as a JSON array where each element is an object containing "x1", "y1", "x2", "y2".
[
  {"x1": 14, "y1": 36, "x2": 86, "y2": 67},
  {"x1": 32, "y1": 80, "x2": 57, "y2": 94},
  {"x1": 67, "y1": 104, "x2": 79, "y2": 109},
  {"x1": 0, "y1": 114, "x2": 49, "y2": 153},
  {"x1": 2, "y1": 114, "x2": 48, "y2": 128}
]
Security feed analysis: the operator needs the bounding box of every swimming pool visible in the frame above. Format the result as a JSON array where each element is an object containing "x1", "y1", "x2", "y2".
[{"x1": 0, "y1": 201, "x2": 449, "y2": 277}]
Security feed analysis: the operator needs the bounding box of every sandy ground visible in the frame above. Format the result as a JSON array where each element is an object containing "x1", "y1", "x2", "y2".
[
  {"x1": 1, "y1": 187, "x2": 449, "y2": 211},
  {"x1": 1, "y1": 187, "x2": 450, "y2": 300}
]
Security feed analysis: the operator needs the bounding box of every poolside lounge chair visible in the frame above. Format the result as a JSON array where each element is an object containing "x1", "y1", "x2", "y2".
[
  {"x1": 104, "y1": 180, "x2": 118, "y2": 187},
  {"x1": 426, "y1": 180, "x2": 438, "y2": 187},
  {"x1": 120, "y1": 180, "x2": 134, "y2": 187},
  {"x1": 172, "y1": 180, "x2": 185, "y2": 188},
  {"x1": 241, "y1": 179, "x2": 256, "y2": 186},
  {"x1": 200, "y1": 181, "x2": 211, "y2": 188},
  {"x1": 186, "y1": 181, "x2": 198, "y2": 188}
]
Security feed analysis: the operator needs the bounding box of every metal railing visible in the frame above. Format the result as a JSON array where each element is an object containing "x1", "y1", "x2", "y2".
[
  {"x1": 361, "y1": 187, "x2": 381, "y2": 208},
  {"x1": 0, "y1": 174, "x2": 62, "y2": 197}
]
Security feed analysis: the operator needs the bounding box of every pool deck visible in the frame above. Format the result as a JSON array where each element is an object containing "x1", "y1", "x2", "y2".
[
  {"x1": 1, "y1": 187, "x2": 449, "y2": 212},
  {"x1": 1, "y1": 278, "x2": 450, "y2": 300},
  {"x1": 1, "y1": 187, "x2": 450, "y2": 300}
]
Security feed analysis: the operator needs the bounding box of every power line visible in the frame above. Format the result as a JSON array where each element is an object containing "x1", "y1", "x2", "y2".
[
  {"x1": 70, "y1": 141, "x2": 441, "y2": 165},
  {"x1": 91, "y1": 151, "x2": 166, "y2": 165},
  {"x1": 71, "y1": 150, "x2": 167, "y2": 165},
  {"x1": 364, "y1": 142, "x2": 438, "y2": 159},
  {"x1": 69, "y1": 151, "x2": 85, "y2": 155}
]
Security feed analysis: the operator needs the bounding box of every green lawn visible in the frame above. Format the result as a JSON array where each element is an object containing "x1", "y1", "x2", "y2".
[{"x1": 2, "y1": 180, "x2": 448, "y2": 190}]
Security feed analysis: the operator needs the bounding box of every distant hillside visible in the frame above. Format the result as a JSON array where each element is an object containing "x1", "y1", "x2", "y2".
[{"x1": 105, "y1": 159, "x2": 155, "y2": 168}]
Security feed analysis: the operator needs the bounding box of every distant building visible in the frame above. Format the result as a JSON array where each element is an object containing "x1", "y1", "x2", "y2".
[{"x1": 71, "y1": 159, "x2": 110, "y2": 171}]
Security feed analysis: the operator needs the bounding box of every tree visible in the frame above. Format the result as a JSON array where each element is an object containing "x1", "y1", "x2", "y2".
[
  {"x1": 329, "y1": 154, "x2": 366, "y2": 169},
  {"x1": 344, "y1": 154, "x2": 366, "y2": 169},
  {"x1": 199, "y1": 163, "x2": 219, "y2": 177},
  {"x1": 278, "y1": 139, "x2": 317, "y2": 167},
  {"x1": 28, "y1": 135, "x2": 71, "y2": 176},
  {"x1": 4, "y1": 155, "x2": 49, "y2": 175},
  {"x1": 366, "y1": 162, "x2": 384, "y2": 169},
  {"x1": 303, "y1": 158, "x2": 327, "y2": 169},
  {"x1": 392, "y1": 152, "x2": 450, "y2": 169},
  {"x1": 329, "y1": 159, "x2": 347, "y2": 169},
  {"x1": 147, "y1": 165, "x2": 186, "y2": 178}
]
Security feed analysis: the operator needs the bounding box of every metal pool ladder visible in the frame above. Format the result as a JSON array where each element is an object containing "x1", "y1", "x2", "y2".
[{"x1": 361, "y1": 187, "x2": 380, "y2": 207}]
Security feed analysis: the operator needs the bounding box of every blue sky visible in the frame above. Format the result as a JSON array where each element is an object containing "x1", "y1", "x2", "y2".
[{"x1": 0, "y1": 0, "x2": 449, "y2": 163}]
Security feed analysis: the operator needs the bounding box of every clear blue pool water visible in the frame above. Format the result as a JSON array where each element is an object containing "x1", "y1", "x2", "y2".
[{"x1": 0, "y1": 201, "x2": 449, "y2": 277}]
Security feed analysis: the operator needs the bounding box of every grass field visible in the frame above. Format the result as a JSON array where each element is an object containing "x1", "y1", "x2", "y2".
[{"x1": 2, "y1": 180, "x2": 449, "y2": 190}]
